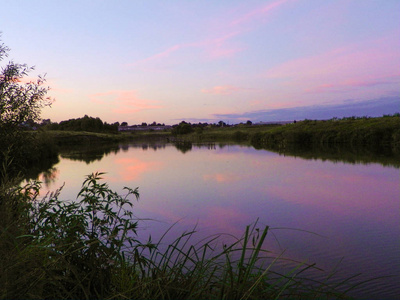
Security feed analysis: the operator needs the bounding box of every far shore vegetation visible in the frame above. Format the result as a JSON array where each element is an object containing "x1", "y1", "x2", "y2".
[
  {"x1": 32, "y1": 113, "x2": 400, "y2": 157},
  {"x1": 1, "y1": 36, "x2": 398, "y2": 299}
]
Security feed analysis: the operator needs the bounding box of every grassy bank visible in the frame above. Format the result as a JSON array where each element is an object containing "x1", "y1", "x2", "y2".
[
  {"x1": 165, "y1": 116, "x2": 400, "y2": 154},
  {"x1": 0, "y1": 172, "x2": 359, "y2": 299},
  {"x1": 169, "y1": 124, "x2": 280, "y2": 144},
  {"x1": 39, "y1": 130, "x2": 172, "y2": 145},
  {"x1": 250, "y1": 116, "x2": 400, "y2": 153},
  {"x1": 39, "y1": 115, "x2": 400, "y2": 153}
]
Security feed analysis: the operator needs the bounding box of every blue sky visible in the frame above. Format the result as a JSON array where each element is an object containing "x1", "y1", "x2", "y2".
[{"x1": 1, "y1": 0, "x2": 399, "y2": 124}]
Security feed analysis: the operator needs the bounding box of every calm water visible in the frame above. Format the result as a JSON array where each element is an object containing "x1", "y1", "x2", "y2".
[{"x1": 38, "y1": 142, "x2": 399, "y2": 299}]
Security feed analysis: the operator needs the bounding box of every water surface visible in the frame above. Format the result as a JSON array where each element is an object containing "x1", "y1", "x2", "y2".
[{"x1": 38, "y1": 142, "x2": 400, "y2": 299}]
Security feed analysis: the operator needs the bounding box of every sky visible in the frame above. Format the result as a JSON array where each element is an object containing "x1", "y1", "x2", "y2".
[{"x1": 1, "y1": 0, "x2": 399, "y2": 125}]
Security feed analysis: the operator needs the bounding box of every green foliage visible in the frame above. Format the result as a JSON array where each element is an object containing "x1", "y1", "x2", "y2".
[
  {"x1": 172, "y1": 121, "x2": 194, "y2": 135},
  {"x1": 0, "y1": 40, "x2": 52, "y2": 126},
  {"x1": 251, "y1": 115, "x2": 400, "y2": 153},
  {"x1": 29, "y1": 172, "x2": 144, "y2": 298},
  {"x1": 0, "y1": 36, "x2": 58, "y2": 180},
  {"x1": 1, "y1": 172, "x2": 149, "y2": 299},
  {"x1": 45, "y1": 115, "x2": 119, "y2": 133},
  {"x1": 233, "y1": 130, "x2": 249, "y2": 142}
]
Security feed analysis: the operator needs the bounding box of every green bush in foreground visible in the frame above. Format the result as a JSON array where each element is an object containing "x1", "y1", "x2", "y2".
[{"x1": 0, "y1": 173, "x2": 359, "y2": 299}]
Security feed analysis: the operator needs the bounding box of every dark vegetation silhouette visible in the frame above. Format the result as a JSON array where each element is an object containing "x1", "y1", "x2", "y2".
[
  {"x1": 44, "y1": 114, "x2": 120, "y2": 133},
  {"x1": 250, "y1": 115, "x2": 400, "y2": 154},
  {"x1": 0, "y1": 35, "x2": 57, "y2": 179}
]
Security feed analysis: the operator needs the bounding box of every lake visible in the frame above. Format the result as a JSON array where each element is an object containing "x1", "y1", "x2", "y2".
[{"x1": 37, "y1": 141, "x2": 399, "y2": 299}]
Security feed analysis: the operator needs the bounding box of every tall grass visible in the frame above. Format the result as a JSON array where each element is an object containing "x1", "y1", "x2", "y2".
[
  {"x1": 250, "y1": 115, "x2": 400, "y2": 153},
  {"x1": 0, "y1": 172, "x2": 364, "y2": 299}
]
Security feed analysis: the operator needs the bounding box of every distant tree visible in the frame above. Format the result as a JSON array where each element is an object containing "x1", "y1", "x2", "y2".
[
  {"x1": 246, "y1": 120, "x2": 252, "y2": 125},
  {"x1": 218, "y1": 121, "x2": 226, "y2": 127},
  {"x1": 51, "y1": 115, "x2": 112, "y2": 133},
  {"x1": 121, "y1": 122, "x2": 128, "y2": 126},
  {"x1": 141, "y1": 122, "x2": 147, "y2": 127},
  {"x1": 172, "y1": 121, "x2": 193, "y2": 135},
  {"x1": 41, "y1": 119, "x2": 51, "y2": 126}
]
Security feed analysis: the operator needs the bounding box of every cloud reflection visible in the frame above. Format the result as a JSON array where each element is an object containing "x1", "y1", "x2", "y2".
[
  {"x1": 203, "y1": 173, "x2": 242, "y2": 183},
  {"x1": 114, "y1": 157, "x2": 164, "y2": 181}
]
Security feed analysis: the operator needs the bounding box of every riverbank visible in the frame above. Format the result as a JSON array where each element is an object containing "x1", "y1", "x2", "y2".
[
  {"x1": 250, "y1": 115, "x2": 400, "y2": 153},
  {"x1": 39, "y1": 115, "x2": 400, "y2": 153},
  {"x1": 38, "y1": 130, "x2": 171, "y2": 145},
  {"x1": 166, "y1": 116, "x2": 400, "y2": 156}
]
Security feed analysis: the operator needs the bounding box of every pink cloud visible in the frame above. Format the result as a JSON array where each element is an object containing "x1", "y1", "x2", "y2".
[
  {"x1": 129, "y1": 31, "x2": 243, "y2": 68},
  {"x1": 128, "y1": 1, "x2": 292, "y2": 68},
  {"x1": 89, "y1": 90, "x2": 162, "y2": 114},
  {"x1": 305, "y1": 74, "x2": 400, "y2": 93},
  {"x1": 231, "y1": 0, "x2": 291, "y2": 26},
  {"x1": 264, "y1": 34, "x2": 400, "y2": 95},
  {"x1": 203, "y1": 31, "x2": 244, "y2": 59},
  {"x1": 201, "y1": 85, "x2": 243, "y2": 95},
  {"x1": 203, "y1": 0, "x2": 292, "y2": 59},
  {"x1": 129, "y1": 44, "x2": 186, "y2": 68}
]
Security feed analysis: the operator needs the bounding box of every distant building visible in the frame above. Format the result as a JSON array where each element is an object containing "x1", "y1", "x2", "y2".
[
  {"x1": 255, "y1": 121, "x2": 294, "y2": 125},
  {"x1": 41, "y1": 119, "x2": 51, "y2": 125},
  {"x1": 118, "y1": 125, "x2": 172, "y2": 132}
]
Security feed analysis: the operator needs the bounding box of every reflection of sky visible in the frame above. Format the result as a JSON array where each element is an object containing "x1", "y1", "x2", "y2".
[{"x1": 40, "y1": 144, "x2": 399, "y2": 298}]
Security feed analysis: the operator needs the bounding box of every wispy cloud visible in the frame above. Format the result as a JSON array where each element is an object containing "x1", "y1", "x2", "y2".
[
  {"x1": 129, "y1": 32, "x2": 243, "y2": 69},
  {"x1": 214, "y1": 96, "x2": 400, "y2": 122},
  {"x1": 203, "y1": 31, "x2": 244, "y2": 59},
  {"x1": 129, "y1": 0, "x2": 291, "y2": 69},
  {"x1": 128, "y1": 43, "x2": 191, "y2": 69},
  {"x1": 230, "y1": 0, "x2": 291, "y2": 26},
  {"x1": 305, "y1": 74, "x2": 400, "y2": 93},
  {"x1": 264, "y1": 34, "x2": 400, "y2": 92},
  {"x1": 89, "y1": 90, "x2": 162, "y2": 114},
  {"x1": 201, "y1": 85, "x2": 243, "y2": 95}
]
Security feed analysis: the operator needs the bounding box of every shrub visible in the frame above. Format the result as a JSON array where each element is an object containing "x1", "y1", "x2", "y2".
[
  {"x1": 172, "y1": 121, "x2": 194, "y2": 135},
  {"x1": 233, "y1": 130, "x2": 249, "y2": 142}
]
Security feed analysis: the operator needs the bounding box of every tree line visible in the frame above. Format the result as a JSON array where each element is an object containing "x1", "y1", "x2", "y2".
[{"x1": 43, "y1": 115, "x2": 120, "y2": 133}]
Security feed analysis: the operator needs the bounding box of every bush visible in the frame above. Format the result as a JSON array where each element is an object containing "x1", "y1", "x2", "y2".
[
  {"x1": 0, "y1": 172, "x2": 151, "y2": 299},
  {"x1": 233, "y1": 130, "x2": 249, "y2": 142},
  {"x1": 172, "y1": 121, "x2": 194, "y2": 135}
]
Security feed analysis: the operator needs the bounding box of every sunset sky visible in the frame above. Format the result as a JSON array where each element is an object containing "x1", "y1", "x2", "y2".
[{"x1": 1, "y1": 0, "x2": 399, "y2": 125}]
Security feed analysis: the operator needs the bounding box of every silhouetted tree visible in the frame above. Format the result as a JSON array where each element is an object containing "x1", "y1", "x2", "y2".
[
  {"x1": 0, "y1": 38, "x2": 52, "y2": 127},
  {"x1": 172, "y1": 121, "x2": 193, "y2": 135},
  {"x1": 218, "y1": 121, "x2": 226, "y2": 127},
  {"x1": 0, "y1": 35, "x2": 53, "y2": 177}
]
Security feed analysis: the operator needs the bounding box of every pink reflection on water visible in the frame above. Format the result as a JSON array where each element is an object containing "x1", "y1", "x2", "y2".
[
  {"x1": 113, "y1": 157, "x2": 164, "y2": 181},
  {"x1": 265, "y1": 160, "x2": 399, "y2": 222},
  {"x1": 203, "y1": 172, "x2": 243, "y2": 183},
  {"x1": 199, "y1": 206, "x2": 249, "y2": 237}
]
